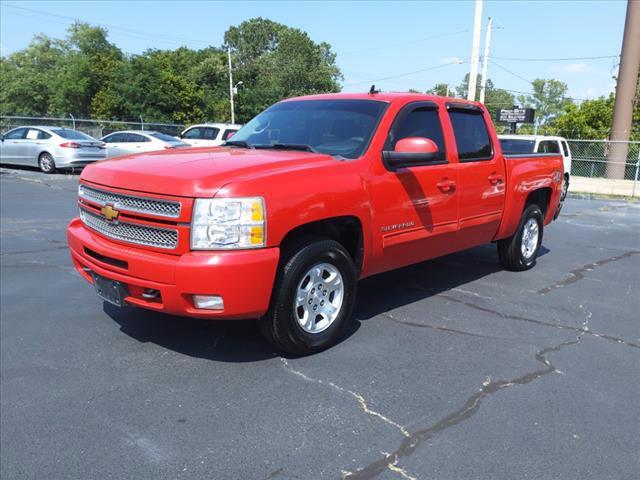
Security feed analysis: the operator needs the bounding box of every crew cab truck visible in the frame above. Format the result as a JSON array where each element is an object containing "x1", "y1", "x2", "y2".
[{"x1": 67, "y1": 92, "x2": 564, "y2": 355}]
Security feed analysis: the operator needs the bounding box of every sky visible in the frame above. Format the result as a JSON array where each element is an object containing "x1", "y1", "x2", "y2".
[{"x1": 0, "y1": 0, "x2": 628, "y2": 102}]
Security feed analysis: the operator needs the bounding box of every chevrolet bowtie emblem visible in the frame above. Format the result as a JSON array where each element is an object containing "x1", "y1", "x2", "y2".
[{"x1": 101, "y1": 204, "x2": 120, "y2": 222}]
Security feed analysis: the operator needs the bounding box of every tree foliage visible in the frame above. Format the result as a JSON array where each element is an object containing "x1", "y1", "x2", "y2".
[{"x1": 1, "y1": 19, "x2": 341, "y2": 124}]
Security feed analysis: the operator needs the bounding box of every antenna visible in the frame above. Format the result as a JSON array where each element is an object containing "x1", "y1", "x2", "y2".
[{"x1": 369, "y1": 85, "x2": 380, "y2": 95}]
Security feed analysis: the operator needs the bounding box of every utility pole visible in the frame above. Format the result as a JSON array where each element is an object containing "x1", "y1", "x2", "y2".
[
  {"x1": 228, "y1": 46, "x2": 235, "y2": 124},
  {"x1": 479, "y1": 17, "x2": 493, "y2": 104},
  {"x1": 607, "y1": 0, "x2": 640, "y2": 179},
  {"x1": 467, "y1": 0, "x2": 483, "y2": 101}
]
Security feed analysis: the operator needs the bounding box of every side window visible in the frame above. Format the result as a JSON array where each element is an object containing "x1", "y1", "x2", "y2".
[
  {"x1": 448, "y1": 110, "x2": 493, "y2": 161},
  {"x1": 4, "y1": 128, "x2": 27, "y2": 140},
  {"x1": 183, "y1": 128, "x2": 202, "y2": 139},
  {"x1": 127, "y1": 133, "x2": 150, "y2": 143},
  {"x1": 203, "y1": 127, "x2": 220, "y2": 140},
  {"x1": 561, "y1": 140, "x2": 570, "y2": 157},
  {"x1": 26, "y1": 129, "x2": 41, "y2": 140},
  {"x1": 222, "y1": 129, "x2": 238, "y2": 141},
  {"x1": 386, "y1": 105, "x2": 446, "y2": 161},
  {"x1": 539, "y1": 141, "x2": 560, "y2": 154},
  {"x1": 107, "y1": 133, "x2": 126, "y2": 143},
  {"x1": 37, "y1": 130, "x2": 51, "y2": 140}
]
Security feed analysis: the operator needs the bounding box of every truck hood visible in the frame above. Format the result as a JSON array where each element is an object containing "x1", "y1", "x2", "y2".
[{"x1": 80, "y1": 147, "x2": 337, "y2": 197}]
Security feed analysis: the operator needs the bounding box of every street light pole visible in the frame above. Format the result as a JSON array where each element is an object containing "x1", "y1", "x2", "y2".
[
  {"x1": 467, "y1": 0, "x2": 484, "y2": 101},
  {"x1": 228, "y1": 46, "x2": 235, "y2": 124},
  {"x1": 479, "y1": 17, "x2": 493, "y2": 104}
]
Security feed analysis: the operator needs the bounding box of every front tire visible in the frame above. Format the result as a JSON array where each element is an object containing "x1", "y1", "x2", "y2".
[
  {"x1": 497, "y1": 204, "x2": 544, "y2": 271},
  {"x1": 38, "y1": 153, "x2": 56, "y2": 174},
  {"x1": 259, "y1": 239, "x2": 357, "y2": 356}
]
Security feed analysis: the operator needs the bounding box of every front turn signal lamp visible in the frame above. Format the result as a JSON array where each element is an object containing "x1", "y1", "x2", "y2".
[{"x1": 190, "y1": 197, "x2": 266, "y2": 250}]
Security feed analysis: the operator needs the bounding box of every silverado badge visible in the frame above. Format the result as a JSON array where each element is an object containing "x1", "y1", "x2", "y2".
[{"x1": 101, "y1": 204, "x2": 120, "y2": 222}]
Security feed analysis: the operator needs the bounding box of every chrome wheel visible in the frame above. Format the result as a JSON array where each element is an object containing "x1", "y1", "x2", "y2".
[
  {"x1": 39, "y1": 153, "x2": 55, "y2": 173},
  {"x1": 294, "y1": 262, "x2": 344, "y2": 334},
  {"x1": 521, "y1": 218, "x2": 539, "y2": 260}
]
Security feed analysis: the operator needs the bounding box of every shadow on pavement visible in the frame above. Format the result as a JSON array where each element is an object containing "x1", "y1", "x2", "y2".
[{"x1": 104, "y1": 243, "x2": 550, "y2": 362}]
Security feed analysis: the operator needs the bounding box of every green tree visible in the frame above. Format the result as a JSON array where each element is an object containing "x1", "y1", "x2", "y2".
[
  {"x1": 453, "y1": 73, "x2": 515, "y2": 117},
  {"x1": 426, "y1": 83, "x2": 450, "y2": 96},
  {"x1": 224, "y1": 18, "x2": 342, "y2": 122},
  {"x1": 516, "y1": 78, "x2": 569, "y2": 131}
]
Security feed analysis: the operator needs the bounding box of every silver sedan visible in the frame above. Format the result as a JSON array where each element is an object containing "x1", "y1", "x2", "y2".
[{"x1": 0, "y1": 126, "x2": 106, "y2": 173}]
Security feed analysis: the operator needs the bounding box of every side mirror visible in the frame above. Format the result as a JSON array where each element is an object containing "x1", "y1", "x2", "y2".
[{"x1": 383, "y1": 137, "x2": 440, "y2": 170}]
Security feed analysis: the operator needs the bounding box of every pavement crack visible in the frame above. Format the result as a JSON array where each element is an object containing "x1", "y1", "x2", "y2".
[
  {"x1": 430, "y1": 290, "x2": 639, "y2": 350},
  {"x1": 381, "y1": 312, "x2": 498, "y2": 339},
  {"x1": 280, "y1": 358, "x2": 410, "y2": 438},
  {"x1": 344, "y1": 337, "x2": 582, "y2": 479},
  {"x1": 0, "y1": 246, "x2": 69, "y2": 256},
  {"x1": 537, "y1": 251, "x2": 640, "y2": 294}
]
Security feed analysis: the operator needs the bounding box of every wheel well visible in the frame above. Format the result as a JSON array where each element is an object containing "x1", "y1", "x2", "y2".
[
  {"x1": 525, "y1": 188, "x2": 552, "y2": 217},
  {"x1": 280, "y1": 216, "x2": 364, "y2": 271}
]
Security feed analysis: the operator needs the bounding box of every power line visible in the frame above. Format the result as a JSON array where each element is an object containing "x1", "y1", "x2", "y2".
[
  {"x1": 489, "y1": 60, "x2": 533, "y2": 84},
  {"x1": 342, "y1": 60, "x2": 467, "y2": 87},
  {"x1": 492, "y1": 54, "x2": 619, "y2": 62},
  {"x1": 341, "y1": 29, "x2": 469, "y2": 55},
  {"x1": 2, "y1": 4, "x2": 215, "y2": 48}
]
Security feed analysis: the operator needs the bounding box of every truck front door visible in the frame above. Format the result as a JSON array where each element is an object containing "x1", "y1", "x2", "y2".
[
  {"x1": 447, "y1": 104, "x2": 506, "y2": 248},
  {"x1": 369, "y1": 101, "x2": 459, "y2": 273}
]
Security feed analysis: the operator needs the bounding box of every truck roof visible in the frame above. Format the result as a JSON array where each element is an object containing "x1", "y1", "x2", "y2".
[{"x1": 283, "y1": 91, "x2": 483, "y2": 107}]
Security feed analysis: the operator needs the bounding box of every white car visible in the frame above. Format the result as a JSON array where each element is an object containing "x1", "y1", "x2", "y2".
[
  {"x1": 179, "y1": 123, "x2": 242, "y2": 147},
  {"x1": 101, "y1": 131, "x2": 190, "y2": 158},
  {"x1": 499, "y1": 134, "x2": 572, "y2": 199}
]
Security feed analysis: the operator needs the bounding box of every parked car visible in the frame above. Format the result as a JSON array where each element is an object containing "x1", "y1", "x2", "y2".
[
  {"x1": 499, "y1": 135, "x2": 572, "y2": 200},
  {"x1": 0, "y1": 126, "x2": 106, "y2": 173},
  {"x1": 179, "y1": 123, "x2": 242, "y2": 147},
  {"x1": 68, "y1": 92, "x2": 564, "y2": 355},
  {"x1": 101, "y1": 131, "x2": 190, "y2": 158}
]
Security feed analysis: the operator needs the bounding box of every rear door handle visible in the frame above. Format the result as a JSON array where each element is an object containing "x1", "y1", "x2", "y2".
[
  {"x1": 488, "y1": 173, "x2": 504, "y2": 185},
  {"x1": 436, "y1": 179, "x2": 456, "y2": 192}
]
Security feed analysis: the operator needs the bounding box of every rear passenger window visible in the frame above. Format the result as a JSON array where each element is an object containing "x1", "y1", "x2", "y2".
[
  {"x1": 449, "y1": 110, "x2": 492, "y2": 161},
  {"x1": 386, "y1": 104, "x2": 446, "y2": 161},
  {"x1": 538, "y1": 141, "x2": 560, "y2": 154},
  {"x1": 203, "y1": 128, "x2": 220, "y2": 140}
]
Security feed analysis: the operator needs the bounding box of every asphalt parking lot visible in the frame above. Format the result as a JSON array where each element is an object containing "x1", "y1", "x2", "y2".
[{"x1": 1, "y1": 167, "x2": 638, "y2": 480}]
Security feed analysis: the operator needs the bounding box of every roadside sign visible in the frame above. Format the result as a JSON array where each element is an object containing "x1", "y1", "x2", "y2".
[{"x1": 496, "y1": 108, "x2": 535, "y2": 124}]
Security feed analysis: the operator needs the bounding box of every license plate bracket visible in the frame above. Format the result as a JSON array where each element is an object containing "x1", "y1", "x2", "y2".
[{"x1": 91, "y1": 272, "x2": 129, "y2": 307}]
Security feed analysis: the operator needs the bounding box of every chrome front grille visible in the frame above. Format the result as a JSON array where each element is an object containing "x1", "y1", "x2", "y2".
[
  {"x1": 79, "y1": 184, "x2": 181, "y2": 218},
  {"x1": 80, "y1": 209, "x2": 178, "y2": 249}
]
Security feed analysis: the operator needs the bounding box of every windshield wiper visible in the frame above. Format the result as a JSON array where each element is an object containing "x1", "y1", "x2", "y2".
[
  {"x1": 224, "y1": 140, "x2": 254, "y2": 149},
  {"x1": 255, "y1": 143, "x2": 319, "y2": 153}
]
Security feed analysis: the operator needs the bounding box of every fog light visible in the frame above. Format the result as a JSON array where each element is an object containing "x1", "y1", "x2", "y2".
[{"x1": 192, "y1": 295, "x2": 224, "y2": 310}]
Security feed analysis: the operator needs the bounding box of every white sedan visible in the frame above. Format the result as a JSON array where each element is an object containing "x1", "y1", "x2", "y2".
[{"x1": 101, "y1": 131, "x2": 190, "y2": 158}]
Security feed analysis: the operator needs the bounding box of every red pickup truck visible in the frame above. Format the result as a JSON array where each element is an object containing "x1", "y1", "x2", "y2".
[{"x1": 67, "y1": 92, "x2": 564, "y2": 355}]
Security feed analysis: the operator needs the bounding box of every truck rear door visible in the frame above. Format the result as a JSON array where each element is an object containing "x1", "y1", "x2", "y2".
[
  {"x1": 370, "y1": 101, "x2": 459, "y2": 272},
  {"x1": 447, "y1": 104, "x2": 506, "y2": 248}
]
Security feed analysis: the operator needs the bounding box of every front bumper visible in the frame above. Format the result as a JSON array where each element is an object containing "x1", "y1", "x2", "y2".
[{"x1": 67, "y1": 217, "x2": 280, "y2": 319}]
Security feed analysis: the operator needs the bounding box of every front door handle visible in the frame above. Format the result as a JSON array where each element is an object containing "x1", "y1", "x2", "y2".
[
  {"x1": 488, "y1": 173, "x2": 504, "y2": 185},
  {"x1": 436, "y1": 179, "x2": 456, "y2": 192}
]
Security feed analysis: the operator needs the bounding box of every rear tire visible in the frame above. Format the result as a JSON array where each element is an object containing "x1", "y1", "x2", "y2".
[
  {"x1": 38, "y1": 153, "x2": 56, "y2": 174},
  {"x1": 497, "y1": 204, "x2": 544, "y2": 271},
  {"x1": 259, "y1": 238, "x2": 357, "y2": 356}
]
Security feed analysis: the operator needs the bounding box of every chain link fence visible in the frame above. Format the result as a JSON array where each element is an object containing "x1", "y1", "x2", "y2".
[
  {"x1": 567, "y1": 139, "x2": 640, "y2": 180},
  {"x1": 0, "y1": 115, "x2": 185, "y2": 139}
]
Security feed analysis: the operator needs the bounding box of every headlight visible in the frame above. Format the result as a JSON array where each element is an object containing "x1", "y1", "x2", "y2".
[{"x1": 190, "y1": 197, "x2": 266, "y2": 250}]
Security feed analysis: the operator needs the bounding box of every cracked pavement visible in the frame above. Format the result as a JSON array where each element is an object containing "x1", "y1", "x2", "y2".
[{"x1": 1, "y1": 167, "x2": 639, "y2": 479}]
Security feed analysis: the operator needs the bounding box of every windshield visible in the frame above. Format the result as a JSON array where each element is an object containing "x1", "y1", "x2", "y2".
[
  {"x1": 51, "y1": 129, "x2": 95, "y2": 141},
  {"x1": 499, "y1": 138, "x2": 535, "y2": 154},
  {"x1": 228, "y1": 99, "x2": 387, "y2": 159}
]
